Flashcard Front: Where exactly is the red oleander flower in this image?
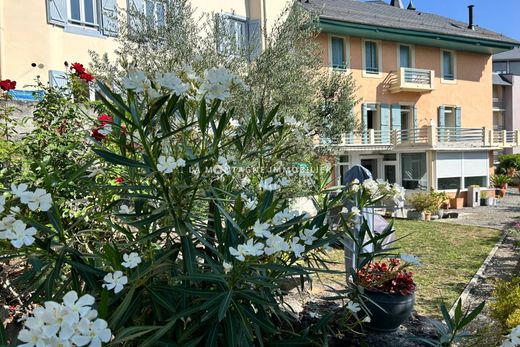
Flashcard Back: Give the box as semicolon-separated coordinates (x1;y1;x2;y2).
115;176;124;183
91;128;105;141
70;62;94;82
97;114;113;125
0;79;17;91
356;258;416;296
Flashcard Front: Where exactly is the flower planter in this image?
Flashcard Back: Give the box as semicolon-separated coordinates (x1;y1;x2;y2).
499;185;507;198
406;210;424;221
364;290;415;332
449;198;464;209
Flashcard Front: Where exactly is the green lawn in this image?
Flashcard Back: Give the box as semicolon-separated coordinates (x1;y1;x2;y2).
320;219;501;317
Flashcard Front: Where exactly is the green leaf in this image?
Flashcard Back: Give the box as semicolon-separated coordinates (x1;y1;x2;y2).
198;98;208;133
109;326;159;345
109;286;136;330
454;298;462;324
93;148;149;168
0;319;7;346
218;291;233;321
143;95;170;126
458;301;485;329
439;303;454;332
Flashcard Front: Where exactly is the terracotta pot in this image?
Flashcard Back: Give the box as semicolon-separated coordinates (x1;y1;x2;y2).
449;198;464;209
424;212;432;221
500;184;507;198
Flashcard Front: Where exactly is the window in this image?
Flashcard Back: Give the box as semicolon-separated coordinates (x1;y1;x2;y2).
218;15;247;55
146;0;166;27
69;0;98;26
363;40;381;76
510;62;520;75
337;156;350;185
464;176;487;188
493;62;508;74
401;153;427;190
441;50;455;81
438;177;461;190
331;36;347;70
399;45;412;68
436;152;489;190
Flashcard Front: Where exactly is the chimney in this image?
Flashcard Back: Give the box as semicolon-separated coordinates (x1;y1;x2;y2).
407;0;416;10
390;0;404;9
468;5;475;30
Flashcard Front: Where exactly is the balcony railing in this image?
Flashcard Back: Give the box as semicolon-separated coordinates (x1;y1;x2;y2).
493;97;505;110
320;126;520;149
390;67;435;94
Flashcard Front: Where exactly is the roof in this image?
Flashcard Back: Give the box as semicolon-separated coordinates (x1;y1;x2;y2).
494;47;520;61
493;74;512;86
303;0;520;47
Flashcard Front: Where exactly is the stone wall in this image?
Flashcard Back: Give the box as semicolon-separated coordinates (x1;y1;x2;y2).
0;100;36;138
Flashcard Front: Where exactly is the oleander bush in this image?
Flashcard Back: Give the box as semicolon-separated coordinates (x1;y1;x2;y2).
491;277;520;331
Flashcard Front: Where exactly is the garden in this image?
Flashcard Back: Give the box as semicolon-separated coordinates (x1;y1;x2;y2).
1;1;520;347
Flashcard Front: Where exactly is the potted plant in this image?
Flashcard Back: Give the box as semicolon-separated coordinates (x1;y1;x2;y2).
407;192;437;220
491;174;512;198
431;191;449;218
357;257;417;332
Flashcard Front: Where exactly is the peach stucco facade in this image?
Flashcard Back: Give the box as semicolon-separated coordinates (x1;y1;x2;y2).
0;0;289;89
316;32;494;128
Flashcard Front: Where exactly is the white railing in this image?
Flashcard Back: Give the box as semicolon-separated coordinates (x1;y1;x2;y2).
324;127;520;149
391;67;435;93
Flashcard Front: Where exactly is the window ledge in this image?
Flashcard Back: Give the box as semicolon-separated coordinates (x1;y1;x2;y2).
440;78;457;85
64;25;106;38
362;71;383;78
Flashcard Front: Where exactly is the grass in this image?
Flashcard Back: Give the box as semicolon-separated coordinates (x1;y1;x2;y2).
319;219;501;317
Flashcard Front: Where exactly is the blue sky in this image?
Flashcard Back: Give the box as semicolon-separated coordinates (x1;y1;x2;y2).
406;0;520;40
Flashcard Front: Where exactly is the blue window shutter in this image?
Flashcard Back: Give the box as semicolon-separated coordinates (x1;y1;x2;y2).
49;70;68;89
47;0;68;27
391;104;401;130
412;106;418;128
455;107;461;128
247;19;262;61
127;0;144;33
380;104;390;143
362;104;368;144
438;106;445;142
102;0;119;36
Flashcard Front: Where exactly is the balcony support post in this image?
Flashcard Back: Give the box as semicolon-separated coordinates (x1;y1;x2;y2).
368;129;375;145
503;130;508;147
483;127;490;146
428;125;437;147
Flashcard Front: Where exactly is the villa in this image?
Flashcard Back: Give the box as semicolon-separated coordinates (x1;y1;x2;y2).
304;0;519;198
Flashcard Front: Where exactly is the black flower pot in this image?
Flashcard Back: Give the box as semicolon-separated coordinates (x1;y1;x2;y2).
364;290;415;332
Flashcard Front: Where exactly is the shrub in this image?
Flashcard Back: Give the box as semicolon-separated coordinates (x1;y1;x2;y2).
408;192;439;213
490;277;520;331
497;154;520;174
491;174;512;187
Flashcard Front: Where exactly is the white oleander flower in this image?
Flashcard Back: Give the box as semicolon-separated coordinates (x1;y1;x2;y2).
11;183;28;198
272;208;297;226
362;316;371;323
264;234;289;255
103;271;128;294
122;71;151;93
253;221;271;238
242;239;264;256
362;179;379;195
229;118;240;128
399;253;421;266
18;327;46;347
4;220;37;248
121;252;142;269
501;325;520;347
259;177;280;191
352;179;360;185
62;291;95;318
176;158;186;168
87;166;105;178
241;177;251;187
223;261;233;274
229;245;247;262
278;177;290;187
157;155;178;174
118;204;133;214
0;215;16;231
75;317;112;347
20;188;53;212
285;116;298;126
213;156;231;176
147;88;161;100
242;195;258;210
299;225;318;245
199;67;239;101
290;237;305;258
346;301;361;313
351;206;361;216
156;72;189;95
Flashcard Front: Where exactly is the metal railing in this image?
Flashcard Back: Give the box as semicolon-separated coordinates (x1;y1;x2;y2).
403;68;432;85
324;127;520;149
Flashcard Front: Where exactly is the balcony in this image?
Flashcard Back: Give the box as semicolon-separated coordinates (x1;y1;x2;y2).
320;126;520;150
493;97;505;110
390;67;435;94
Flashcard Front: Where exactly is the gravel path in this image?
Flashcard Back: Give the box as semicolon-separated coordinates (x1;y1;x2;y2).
434;188;520;343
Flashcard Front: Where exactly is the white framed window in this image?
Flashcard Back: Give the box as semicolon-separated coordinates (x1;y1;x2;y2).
441;49;456;83
362;39;382;77
69;0;99;27
397;44;415;69
218;14;247;55
436;151;489;190
146;0;166;27
329;35;349;71
336;155;350;185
